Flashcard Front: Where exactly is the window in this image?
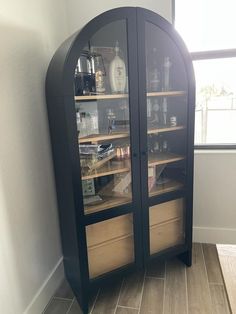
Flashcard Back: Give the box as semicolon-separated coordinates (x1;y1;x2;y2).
175;0;236;147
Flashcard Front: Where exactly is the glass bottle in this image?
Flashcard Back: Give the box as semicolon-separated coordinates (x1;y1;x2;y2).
80;112;87;137
107;109;116;134
149;48;161;92
76;108;81;134
163;56;172;91
94;56;106;94
162;97;168;125
109;41;126;93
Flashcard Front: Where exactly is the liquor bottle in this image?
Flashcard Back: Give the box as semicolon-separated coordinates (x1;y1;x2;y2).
76;108;81;134
109;41;126;93
163;56;172;91
94;56;106;94
107;109;116;134
162;97;168;125
148;48;161;92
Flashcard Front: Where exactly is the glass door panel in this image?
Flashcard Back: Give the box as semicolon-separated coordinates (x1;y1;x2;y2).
145;22;188;198
86;214;134;279
74;20;133;214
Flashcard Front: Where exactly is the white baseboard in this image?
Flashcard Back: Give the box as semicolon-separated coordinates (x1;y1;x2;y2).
193;226;236;244
24;257;64;314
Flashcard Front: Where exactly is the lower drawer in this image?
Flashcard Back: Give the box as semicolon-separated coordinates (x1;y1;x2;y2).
88;234;134;279
86;214;133;247
150;218;184;254
149;198;184;226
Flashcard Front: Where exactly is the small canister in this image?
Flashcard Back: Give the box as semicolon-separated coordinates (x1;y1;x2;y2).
170;116;177;127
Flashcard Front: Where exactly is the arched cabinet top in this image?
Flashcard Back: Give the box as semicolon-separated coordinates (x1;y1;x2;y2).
46;7;194;100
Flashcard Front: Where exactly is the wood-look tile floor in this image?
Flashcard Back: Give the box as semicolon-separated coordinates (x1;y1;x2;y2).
43;243;230;314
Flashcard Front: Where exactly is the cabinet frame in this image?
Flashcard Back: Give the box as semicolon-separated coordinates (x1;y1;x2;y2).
46;7;195;313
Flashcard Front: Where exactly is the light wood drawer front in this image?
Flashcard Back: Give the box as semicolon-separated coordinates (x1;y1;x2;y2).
150;219;184;254
86;214;133;248
88;235;134;278
149;198;183;226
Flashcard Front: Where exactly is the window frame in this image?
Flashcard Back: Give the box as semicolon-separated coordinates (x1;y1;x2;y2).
173;0;236;149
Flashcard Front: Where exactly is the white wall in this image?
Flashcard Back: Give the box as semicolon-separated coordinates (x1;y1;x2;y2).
193;150;236;244
0;1;69;313
1;0;236;313
0;2;171;313
65;0;172;34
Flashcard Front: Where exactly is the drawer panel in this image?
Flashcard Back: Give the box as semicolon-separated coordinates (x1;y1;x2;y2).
150;218;184;254
149;198;183;226
86;214;133;247
88;235;134;278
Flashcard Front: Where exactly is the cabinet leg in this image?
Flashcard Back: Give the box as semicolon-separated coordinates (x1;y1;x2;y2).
178;249;192;267
73;293;89;314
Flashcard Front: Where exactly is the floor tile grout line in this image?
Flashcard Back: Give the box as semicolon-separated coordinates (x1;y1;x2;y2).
201;244;211;285
117;305;140;310
201;243;214;314
137;269;146;314
184;264;189;314
113;278;124;314
90;288;100;314
65;297;75;314
162;261;166;314
42;296;54;314
145;275;165;280
53;296;74;302
208;282;225;286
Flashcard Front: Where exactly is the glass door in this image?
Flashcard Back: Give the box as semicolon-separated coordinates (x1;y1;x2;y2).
74;19;134;216
145;22;188;199
139;16;189;256
73;15;140;278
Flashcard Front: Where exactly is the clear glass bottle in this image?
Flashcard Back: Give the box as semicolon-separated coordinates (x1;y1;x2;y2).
107;109;116;134
94;56;106;94
149;48;161;92
163;56;172;91
162;97;168;125
76;108;81;134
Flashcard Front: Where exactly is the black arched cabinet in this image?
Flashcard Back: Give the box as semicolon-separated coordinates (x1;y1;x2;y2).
46;7;195;313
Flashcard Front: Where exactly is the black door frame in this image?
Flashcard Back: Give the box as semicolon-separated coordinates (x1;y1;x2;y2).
136;7;195;264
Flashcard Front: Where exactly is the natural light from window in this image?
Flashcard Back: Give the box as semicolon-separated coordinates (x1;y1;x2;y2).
175;0;236;145
175;0;236;52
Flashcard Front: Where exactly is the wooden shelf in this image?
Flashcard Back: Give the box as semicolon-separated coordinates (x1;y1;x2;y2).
85;196;131;214
75;91;185;101
148;153;185;166
147;91;186;97
75;94;128;101
79;132;129;143
148;125;185;135
84;174;132;214
149;179;184;197
82;160;130;180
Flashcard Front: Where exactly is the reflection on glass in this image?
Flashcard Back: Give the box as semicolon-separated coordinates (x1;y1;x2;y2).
194;58;236;144
74;20;133;214
145;22;188;197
